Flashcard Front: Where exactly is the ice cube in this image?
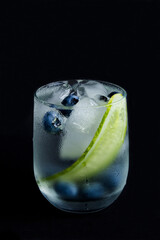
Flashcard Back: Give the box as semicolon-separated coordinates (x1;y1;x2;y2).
70;80;85;98
60;97;106;160
76;80;108;102
47;81;72;105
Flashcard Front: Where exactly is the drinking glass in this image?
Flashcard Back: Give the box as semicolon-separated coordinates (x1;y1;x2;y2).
33;80;129;213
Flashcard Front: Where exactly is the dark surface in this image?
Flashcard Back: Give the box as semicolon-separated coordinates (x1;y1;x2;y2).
1;0;160;239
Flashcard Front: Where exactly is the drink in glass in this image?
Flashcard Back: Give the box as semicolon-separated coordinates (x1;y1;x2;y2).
33;80;129;213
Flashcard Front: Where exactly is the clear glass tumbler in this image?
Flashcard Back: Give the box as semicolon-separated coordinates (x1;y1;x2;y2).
33;80;129;213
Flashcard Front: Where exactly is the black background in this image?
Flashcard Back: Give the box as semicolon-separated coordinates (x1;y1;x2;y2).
1;0;160;239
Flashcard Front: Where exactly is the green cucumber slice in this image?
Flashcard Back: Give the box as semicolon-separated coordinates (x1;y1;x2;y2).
39;93;127;185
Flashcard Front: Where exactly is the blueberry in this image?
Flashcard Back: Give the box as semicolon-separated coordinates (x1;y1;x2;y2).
54;181;78;199
105;171;122;192
108;91;119;98
43;111;64;133
82;183;105;200
61;94;79;106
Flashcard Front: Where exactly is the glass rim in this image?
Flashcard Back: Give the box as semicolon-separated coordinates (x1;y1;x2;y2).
34;79;127;109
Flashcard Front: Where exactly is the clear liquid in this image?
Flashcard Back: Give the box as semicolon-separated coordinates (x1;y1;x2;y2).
33;80;129;213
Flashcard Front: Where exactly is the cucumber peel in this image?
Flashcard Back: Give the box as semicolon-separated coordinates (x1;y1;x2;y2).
39;93;127;185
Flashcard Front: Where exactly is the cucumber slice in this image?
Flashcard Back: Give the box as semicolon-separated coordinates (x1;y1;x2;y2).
39;93;127;185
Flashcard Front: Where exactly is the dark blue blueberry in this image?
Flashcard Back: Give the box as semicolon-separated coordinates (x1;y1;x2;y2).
54;181;78;199
82;183;105;200
61;94;79;107
105;171;122;192
43;111;63;133
108;91;119;98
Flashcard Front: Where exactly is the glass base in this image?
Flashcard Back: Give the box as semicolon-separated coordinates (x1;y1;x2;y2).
42;191;122;214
